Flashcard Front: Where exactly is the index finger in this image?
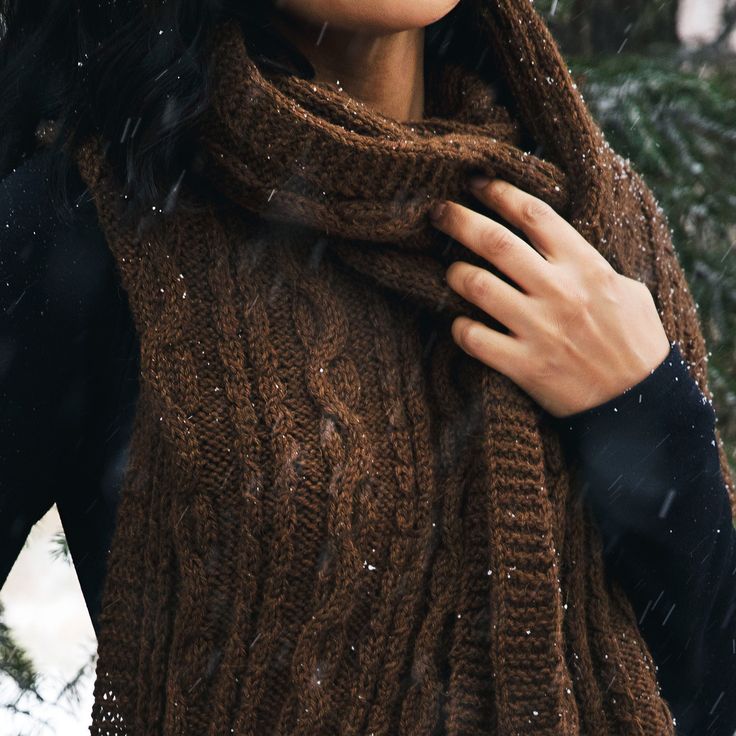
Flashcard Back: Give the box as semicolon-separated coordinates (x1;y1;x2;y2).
469;179;606;267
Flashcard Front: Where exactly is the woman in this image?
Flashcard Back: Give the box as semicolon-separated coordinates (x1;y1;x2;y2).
1;0;735;734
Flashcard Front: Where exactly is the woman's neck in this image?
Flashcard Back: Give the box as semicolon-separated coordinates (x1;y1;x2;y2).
267;11;425;122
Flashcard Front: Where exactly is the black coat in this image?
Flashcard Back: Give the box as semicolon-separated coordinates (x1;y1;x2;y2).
1;146;735;736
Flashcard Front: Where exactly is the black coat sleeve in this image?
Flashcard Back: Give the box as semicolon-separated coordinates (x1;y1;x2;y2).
548;340;736;736
0;150;73;586
0;147;138;633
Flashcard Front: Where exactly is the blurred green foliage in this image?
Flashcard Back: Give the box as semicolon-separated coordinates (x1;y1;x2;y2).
0;603;38;695
0;596;96;731
535;0;680;54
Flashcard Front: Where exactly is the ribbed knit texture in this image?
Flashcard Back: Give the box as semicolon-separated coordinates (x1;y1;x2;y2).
71;1;736;733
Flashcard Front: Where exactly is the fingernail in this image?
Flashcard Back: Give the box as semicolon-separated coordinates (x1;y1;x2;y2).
468;175;491;191
429;201;447;220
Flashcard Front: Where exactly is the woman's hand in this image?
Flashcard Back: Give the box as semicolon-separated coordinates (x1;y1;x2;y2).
428;177;671;419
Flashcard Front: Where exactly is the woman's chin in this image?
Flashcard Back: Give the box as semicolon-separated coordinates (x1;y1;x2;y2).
273;0;461;33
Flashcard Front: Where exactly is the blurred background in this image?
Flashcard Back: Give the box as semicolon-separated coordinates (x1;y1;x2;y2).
1;1;735;733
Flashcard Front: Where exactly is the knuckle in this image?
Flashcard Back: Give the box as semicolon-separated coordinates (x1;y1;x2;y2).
590;261;619;289
568;286;593;311
565;290;593;322
521;197;552;226
482;227;515;258
546;274;576;302
487;179;511;200
464;268;489;301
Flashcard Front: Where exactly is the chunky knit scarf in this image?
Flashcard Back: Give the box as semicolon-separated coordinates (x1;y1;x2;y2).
70;1;736;734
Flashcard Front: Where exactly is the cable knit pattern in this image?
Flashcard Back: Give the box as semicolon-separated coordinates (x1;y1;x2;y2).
70;1;736;733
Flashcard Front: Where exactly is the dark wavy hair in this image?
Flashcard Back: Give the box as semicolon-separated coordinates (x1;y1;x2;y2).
0;0;476;224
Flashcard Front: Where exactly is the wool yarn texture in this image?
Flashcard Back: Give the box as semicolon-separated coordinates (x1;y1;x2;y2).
69;0;736;734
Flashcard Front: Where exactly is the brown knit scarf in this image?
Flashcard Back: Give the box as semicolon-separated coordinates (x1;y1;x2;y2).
70;1;736;734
